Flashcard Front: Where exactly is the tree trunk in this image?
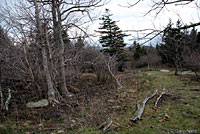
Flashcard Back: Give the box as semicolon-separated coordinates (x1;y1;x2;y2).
51;0;70;96
0;61;3;110
33;0;56;102
42;34;55;102
147;62;150;71
175;63;179;76
58;22;69;95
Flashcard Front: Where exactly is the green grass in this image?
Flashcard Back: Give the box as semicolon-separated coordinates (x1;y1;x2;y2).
1;70;200;134
105;70;200;134
69;128;101;134
0;125;14;134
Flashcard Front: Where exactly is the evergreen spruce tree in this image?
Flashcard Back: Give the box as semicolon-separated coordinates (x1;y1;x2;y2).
132;41;147;60
158;20;188;75
97;9;128;62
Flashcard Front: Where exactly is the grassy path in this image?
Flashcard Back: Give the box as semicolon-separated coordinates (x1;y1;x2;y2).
1;70;200;134
70;70;200;134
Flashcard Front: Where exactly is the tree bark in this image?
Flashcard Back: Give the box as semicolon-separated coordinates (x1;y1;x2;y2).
0;61;3;110
51;0;70;96
33;0;56;102
175;63;179;76
154;91;165;109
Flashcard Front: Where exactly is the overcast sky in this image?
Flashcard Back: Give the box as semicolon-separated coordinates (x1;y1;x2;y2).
1;0;200;45
89;0;200;45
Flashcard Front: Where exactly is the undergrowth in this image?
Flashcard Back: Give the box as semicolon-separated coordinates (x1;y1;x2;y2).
1;70;200;134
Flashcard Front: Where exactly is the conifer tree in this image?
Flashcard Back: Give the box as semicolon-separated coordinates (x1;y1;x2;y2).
132;41;147;60
158;20;188;75
97;9;128;62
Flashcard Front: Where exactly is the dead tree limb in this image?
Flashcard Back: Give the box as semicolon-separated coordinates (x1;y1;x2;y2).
0;85;3;110
97;119;122;132
98;120;108;130
98;117;114;132
0;88;12;111
103;120;112;132
130;89;158;123
154;91;165;109
4;88;11;111
107;61;123;90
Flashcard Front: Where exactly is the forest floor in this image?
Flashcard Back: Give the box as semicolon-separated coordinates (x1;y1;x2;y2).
0;69;200;134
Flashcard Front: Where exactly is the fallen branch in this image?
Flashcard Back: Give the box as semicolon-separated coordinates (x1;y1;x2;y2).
154;91;165;109
98;118;114;132
130;89;158;123
103;120;112;132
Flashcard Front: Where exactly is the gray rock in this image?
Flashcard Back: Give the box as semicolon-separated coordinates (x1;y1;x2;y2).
164;113;170;119
147;73;152;76
160;69;170;72
26;99;49;108
192;96;199;99
57;130;65;133
177;71;195;75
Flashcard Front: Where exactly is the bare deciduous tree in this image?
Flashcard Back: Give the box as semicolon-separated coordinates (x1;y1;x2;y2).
32;0;57;102
0;0;107;104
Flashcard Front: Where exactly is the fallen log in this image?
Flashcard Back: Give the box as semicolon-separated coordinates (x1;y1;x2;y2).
130;89;158;123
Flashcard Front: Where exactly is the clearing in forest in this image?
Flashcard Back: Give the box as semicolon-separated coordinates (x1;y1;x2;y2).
0;70;200;134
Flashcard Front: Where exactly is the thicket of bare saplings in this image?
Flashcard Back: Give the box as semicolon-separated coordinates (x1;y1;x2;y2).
0;0;118;114
0;25;118;114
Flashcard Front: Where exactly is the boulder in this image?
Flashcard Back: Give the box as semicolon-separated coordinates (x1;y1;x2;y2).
160;69;170;72
26;99;49;108
177;71;195;75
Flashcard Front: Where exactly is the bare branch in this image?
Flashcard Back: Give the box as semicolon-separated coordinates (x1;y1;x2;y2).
107;57;123;90
4;88;12;111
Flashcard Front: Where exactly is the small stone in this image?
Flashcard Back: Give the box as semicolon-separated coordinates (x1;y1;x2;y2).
147;73;152;76
71;120;76;123
164;114;170;119
108;99;115;103
57;130;65;133
112;106;120;109
38;123;43;127
177;71;195;75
